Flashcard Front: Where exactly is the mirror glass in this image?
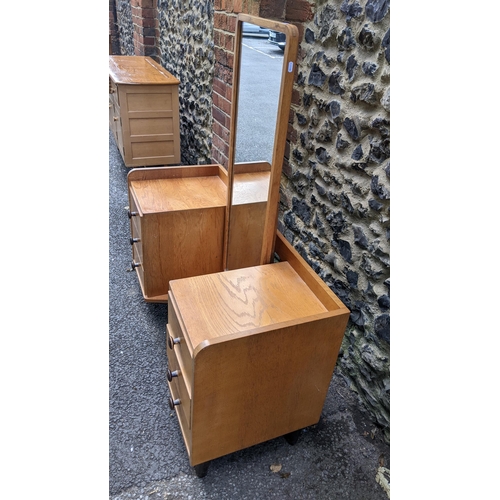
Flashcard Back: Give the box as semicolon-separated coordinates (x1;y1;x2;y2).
224;16;298;271
234;23;284;164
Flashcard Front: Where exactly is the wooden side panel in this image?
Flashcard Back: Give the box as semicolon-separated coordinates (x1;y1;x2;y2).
226;201;266;270
141;208;225;299
189;315;348;465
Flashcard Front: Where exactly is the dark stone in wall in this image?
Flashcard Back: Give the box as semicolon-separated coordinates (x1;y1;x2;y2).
315;121;333;143
344;117;360;140
359;25;376;49
368;138;389;164
346;268;359;287
378;294;390;310
336;133;350;150
305;28;315;44
360;254;384;279
372;117;390;138
293;148;304;162
369;199;383;211
370;175;390;200
308;63;327;88
292;197;312;225
362;62;378;76
346;54;358;81
284;210;300;232
315;4;338;41
315;147;330;164
382;29;390;63
332;240;352;263
365;0;390;23
326;210;348;237
350;306;366;327
351;144;363;160
350;83;377;105
338;27;356;50
328;100;342;119
341;192;355;214
341;0;363;22
296;113;307;126
309;242;324;259
374;314;390;343
328;71;345;95
353;225;369;249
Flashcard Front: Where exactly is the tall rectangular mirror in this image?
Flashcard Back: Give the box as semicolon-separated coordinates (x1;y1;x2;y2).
223;14;299;270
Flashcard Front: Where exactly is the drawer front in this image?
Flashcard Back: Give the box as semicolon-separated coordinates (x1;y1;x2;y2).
130;217;143;262
109;79;118;101
167;325;192;428
128;194;143;266
167;295;193;386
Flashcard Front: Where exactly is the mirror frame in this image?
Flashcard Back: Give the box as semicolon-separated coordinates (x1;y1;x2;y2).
223;13;299;270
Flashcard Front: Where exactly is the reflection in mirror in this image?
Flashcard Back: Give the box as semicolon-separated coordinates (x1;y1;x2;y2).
234;24;284;164
224;15;299;271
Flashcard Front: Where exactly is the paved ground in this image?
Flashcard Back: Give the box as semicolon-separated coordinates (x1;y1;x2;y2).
109;129;390;499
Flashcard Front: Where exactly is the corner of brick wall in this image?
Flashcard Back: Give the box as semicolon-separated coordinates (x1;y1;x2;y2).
131;0;158;58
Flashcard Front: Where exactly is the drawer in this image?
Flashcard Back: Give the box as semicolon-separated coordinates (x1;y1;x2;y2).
167;324;192;429
167;294;193;386
132;244;145;288
128;191;142;239
109;79;118;100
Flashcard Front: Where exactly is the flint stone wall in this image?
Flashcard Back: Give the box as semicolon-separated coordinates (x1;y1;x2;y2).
157;0;215;165
115;0;134;55
280;0;390;441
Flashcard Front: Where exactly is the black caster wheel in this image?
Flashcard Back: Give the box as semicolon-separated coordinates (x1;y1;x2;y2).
284;429;302;445
194;460;211;478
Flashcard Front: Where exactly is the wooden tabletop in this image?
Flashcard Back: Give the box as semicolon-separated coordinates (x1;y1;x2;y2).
109;56;180;85
129;176;227;213
170;261;329;349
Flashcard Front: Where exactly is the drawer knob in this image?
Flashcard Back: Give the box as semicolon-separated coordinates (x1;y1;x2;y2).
128;210;138;218
113;116;119;121
131;260;140;269
168;397;181;410
167;335;181;350
167;369;179;382
130;237;140;245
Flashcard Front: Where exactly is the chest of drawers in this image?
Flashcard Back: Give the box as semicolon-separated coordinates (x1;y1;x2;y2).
109;56;181;167
166;231;350;476
127;163;271;302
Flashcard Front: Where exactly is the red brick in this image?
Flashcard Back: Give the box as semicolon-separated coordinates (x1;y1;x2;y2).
260;0;286;19
134;16;156;28
141;8;156;18
218;95;231;115
212;106;228;129
285;0;313;22
214;13;227;30
282;157;292;179
131;0;154;7
224;33;234;51
227;15;236;33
